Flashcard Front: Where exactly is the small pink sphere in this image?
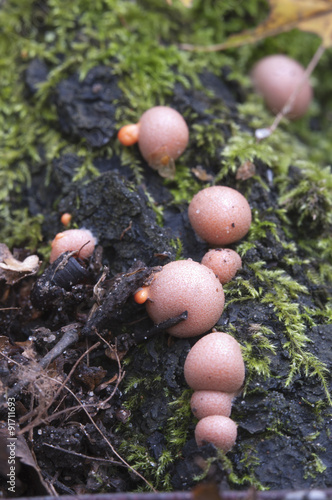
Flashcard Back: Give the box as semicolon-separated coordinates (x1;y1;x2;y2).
50;229;97;263
138;106;189;177
195;415;237;452
190;391;234;420
184;331;245;392
145;260;224;338
201;248;242;284
251;54;313;119
188;186;251;246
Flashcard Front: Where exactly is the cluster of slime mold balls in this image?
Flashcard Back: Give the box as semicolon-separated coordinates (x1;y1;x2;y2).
46;48;313;453
135;185;251;451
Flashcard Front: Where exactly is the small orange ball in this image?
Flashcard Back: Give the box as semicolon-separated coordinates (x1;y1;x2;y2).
133;287;150;304
117;123;140;146
61;213;72;226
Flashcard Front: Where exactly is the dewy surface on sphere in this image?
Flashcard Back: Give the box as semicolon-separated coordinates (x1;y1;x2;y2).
188;186;252;245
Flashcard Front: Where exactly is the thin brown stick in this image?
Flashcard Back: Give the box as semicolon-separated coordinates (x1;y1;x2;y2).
51;393;68;416
19;403;95;427
52;341;100;401
94;331;126;408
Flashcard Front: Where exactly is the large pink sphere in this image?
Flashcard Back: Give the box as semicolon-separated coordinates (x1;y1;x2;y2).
184;331;245;392
195;415;237;452
138;106;189;175
145;260;224;337
251;55;313;119
188;186;251;246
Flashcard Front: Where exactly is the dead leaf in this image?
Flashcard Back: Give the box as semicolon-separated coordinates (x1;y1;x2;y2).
298;10;332;46
178;0;193;6
236;161;256;180
105;345;128;361
191;166;214;181
0;244;40;285
166;0;193;7
181;0;332;51
73;364;107;390
0;335;11;350
96;373;118;391
192;482;221;500
0;255;39;273
0;336;31;359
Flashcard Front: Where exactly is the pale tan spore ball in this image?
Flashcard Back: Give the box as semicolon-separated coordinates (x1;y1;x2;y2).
201;248;242;284
251;55;313;119
50;229;97;263
145;260;224;338
138;106;189;177
195;415;237;452
184;331;245;392
190;390;234;420
188;186;251;246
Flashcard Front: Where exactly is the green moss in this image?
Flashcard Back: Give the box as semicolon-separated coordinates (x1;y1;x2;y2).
165;163;201;204
217;128;281;180
223;200;331;404
218;451;267;490
304;453;327;479
191;118;226;163
279;162;332;234
119;361;192;490
229;268;330;402
0;209;44;252
165;389;192;449
170;237;184;261
241;324;277;389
